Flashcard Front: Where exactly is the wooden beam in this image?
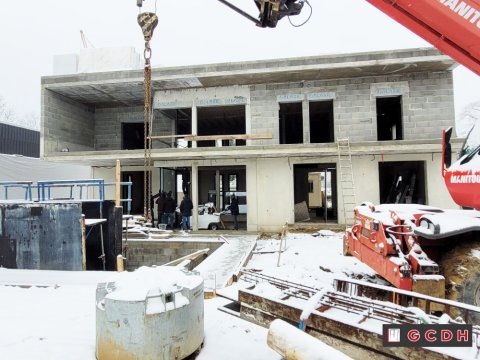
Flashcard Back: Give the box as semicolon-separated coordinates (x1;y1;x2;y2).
149;134;188;140
149;133;272;142
184;133;272;141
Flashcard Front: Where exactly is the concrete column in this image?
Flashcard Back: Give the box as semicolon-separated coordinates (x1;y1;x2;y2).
302;99;310;144
246;160;258;232
192;105;197;148
245;102;252;146
215;170;221;210
192;164;199;231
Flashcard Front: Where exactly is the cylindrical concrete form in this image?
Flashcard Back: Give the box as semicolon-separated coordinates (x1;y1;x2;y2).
96;266;204;360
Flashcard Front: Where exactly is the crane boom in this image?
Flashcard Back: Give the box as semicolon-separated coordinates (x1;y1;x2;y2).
367;0;480;76
217;0;480;75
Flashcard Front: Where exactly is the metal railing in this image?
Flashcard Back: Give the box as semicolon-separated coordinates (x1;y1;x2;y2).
0;180;132;212
0;181;33;201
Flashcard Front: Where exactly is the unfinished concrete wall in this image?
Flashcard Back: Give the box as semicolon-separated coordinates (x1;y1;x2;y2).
247;158;295;232
95;106;140;151
94;106;170;151
324;153;456;224
41;89;95;155
125;239;223;271
249;71;454;145
0;202;82;270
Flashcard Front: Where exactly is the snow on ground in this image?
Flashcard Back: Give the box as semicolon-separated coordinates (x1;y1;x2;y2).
0;231;387;359
197;297;280;360
0;283;281;360
248;232;385;289
0;285;97;360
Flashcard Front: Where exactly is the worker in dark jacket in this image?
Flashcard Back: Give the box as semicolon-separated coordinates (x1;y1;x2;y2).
230;194;240;230
155;191;166;227
179;194;193;231
163;191;177;230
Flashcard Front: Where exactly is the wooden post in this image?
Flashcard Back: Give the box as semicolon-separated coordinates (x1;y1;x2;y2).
100;223;106;271
117;255;125;272
115;160;121;208
277;236;284;267
277;223;288;267
80;215;86;271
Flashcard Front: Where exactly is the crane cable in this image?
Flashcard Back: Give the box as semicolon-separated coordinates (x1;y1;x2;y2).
288;0;312;27
137;10;158;224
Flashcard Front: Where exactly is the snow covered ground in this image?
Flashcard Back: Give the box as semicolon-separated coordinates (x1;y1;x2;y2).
0;231;375;359
0;230;463;360
248;231;384;288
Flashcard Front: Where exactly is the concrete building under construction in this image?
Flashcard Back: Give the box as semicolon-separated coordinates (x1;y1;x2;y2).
41;47;459;232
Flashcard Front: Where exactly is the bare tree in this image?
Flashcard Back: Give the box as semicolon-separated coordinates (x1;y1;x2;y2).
22;112;40;130
458;100;480;137
0;96;16;124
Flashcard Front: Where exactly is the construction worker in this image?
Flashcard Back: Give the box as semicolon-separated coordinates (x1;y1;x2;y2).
179;194;193;231
230;194;240;230
163;191;176;230
155;191;166;227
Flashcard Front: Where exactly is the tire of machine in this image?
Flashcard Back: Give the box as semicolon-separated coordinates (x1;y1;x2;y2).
438;239;480;324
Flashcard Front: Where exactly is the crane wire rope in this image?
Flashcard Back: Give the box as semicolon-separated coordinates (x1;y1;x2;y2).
288;0;312;27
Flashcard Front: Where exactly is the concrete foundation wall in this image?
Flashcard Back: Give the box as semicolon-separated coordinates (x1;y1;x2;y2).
0;202;82;270
125;239;223;271
41;89;95;155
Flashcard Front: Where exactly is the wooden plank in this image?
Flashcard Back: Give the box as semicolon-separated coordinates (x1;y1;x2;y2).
149;134;188;140
150;133;272;141
185;133;272;141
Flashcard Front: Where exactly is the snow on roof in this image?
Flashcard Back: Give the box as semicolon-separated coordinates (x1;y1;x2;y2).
105;266;203;302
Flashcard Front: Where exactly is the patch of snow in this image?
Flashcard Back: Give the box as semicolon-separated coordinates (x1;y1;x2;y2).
317;230;337;237
389;257;407;266
408;307;432;324
105;266;202;302
472;249;480;259
438;313;452;324
252;281;285;300
300;286;333;321
247;233;381;290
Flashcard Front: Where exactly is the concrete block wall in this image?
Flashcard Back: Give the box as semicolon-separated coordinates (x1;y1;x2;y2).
125;239;223;271
41;89;95;155
249;71;454;145
153;110;175;149
95;106;142;151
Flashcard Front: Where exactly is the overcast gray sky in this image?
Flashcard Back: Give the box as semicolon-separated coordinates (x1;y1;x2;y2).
1;0;479;131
